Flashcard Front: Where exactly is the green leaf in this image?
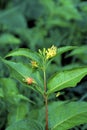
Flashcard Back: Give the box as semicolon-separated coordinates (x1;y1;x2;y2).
3;60;33;79
1;59;43;94
16;94;35;104
67;46;87;64
0;8;27;29
5;48;41;63
29;101;87;130
6;119;43;130
57;2;82;20
0;33;21;45
28;101;65;128
0;88;4;98
0;78;19;100
49;101;87;130
57;46;77;56
7;102;29;125
68;46;87;56
79;2;87;12
0;78;34;104
47;67;87;95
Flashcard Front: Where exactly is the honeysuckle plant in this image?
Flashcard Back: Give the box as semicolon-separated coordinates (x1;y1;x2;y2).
1;46;87;130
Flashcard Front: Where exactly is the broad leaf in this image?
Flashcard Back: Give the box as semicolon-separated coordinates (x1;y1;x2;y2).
49;101;87;130
6;119;43;130
29;101;87;130
1;59;43;94
29;101;65;128
47;67;87;95
5;48;41;63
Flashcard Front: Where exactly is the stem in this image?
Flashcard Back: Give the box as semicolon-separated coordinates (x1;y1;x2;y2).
45;95;48;130
44;70;48;130
44;70;46;92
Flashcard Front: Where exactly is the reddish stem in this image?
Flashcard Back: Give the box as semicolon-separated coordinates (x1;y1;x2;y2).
45;96;48;130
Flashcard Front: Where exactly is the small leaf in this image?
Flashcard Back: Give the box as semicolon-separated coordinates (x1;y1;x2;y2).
49;101;87;130
0;33;21;45
16;94;35;104
6;119;43;130
57;46;77;56
68;46;87;56
47;67;87;95
67;46;87;64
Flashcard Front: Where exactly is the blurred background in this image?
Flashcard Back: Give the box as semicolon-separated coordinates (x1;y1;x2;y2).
0;0;87;129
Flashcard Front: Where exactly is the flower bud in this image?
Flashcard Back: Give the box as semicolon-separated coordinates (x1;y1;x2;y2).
23;77;35;85
31;61;38;68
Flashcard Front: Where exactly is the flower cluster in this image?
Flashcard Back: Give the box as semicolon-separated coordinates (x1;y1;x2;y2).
39;45;57;60
46;45;57;60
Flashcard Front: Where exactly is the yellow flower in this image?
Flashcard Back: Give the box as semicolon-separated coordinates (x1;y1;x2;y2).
46;45;57;59
31;61;38;68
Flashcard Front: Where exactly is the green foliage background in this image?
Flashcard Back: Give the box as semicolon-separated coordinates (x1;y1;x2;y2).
0;0;87;129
